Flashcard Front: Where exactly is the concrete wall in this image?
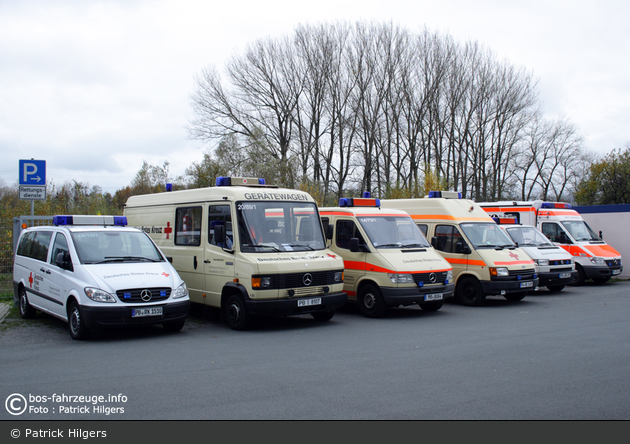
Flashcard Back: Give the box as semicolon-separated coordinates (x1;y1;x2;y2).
573;204;630;278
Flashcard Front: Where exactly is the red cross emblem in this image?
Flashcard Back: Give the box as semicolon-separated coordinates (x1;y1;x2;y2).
28;272;34;288
508;251;519;260
164;222;173;239
162;272;170;278
327;253;337;259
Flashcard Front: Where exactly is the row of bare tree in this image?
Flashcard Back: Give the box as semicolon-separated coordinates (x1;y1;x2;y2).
188;21;591;205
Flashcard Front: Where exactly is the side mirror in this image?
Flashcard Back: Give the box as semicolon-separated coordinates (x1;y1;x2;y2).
350;237;360;253
431;236;438;249
558;232;571;244
326;224;333;240
55;251;73;271
214;224;226;246
455;242;471;254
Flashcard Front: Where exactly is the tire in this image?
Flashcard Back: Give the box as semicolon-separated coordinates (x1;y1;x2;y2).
68;301;90;340
504;291;527;302
18;287;36;319
547;285;565;292
311;311;335;322
357;284;387;318
223;294;252;331
420;301;443;312
570;265;585;286
163;319;186;332
455;276;485;306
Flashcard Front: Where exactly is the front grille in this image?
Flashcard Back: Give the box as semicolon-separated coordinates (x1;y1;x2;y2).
549;259;572;266
284;287;327;298
549;267;573;272
254;270;343;290
412;271;449;285
606;259;621;267
508;269;536;280
116;287;171;303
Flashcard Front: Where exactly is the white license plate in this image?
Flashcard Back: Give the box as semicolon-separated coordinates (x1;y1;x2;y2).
132;307;163;317
559;272;571;279
424;293;443;301
612;269;621;275
520;281;534;288
297;297;321;307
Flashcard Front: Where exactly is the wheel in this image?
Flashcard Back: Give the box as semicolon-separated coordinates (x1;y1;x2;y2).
593;276;610;284
18;287;36;319
504;291;527;301
163;319;186;332
547;285;565;292
357;284;387;318
420;301;443;312
223;294;252;330
455;276;485;306
68;301;90;340
311;311;334;322
570;265;585;286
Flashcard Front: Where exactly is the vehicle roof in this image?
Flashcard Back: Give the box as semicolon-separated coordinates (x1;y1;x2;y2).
319;206;410;217
124;185;315;208
23;225;142;233
380;197;492;222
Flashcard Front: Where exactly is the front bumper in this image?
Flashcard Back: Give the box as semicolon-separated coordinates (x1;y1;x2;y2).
81;300;190;330
245;291;347;317
380;283;455;306
481;278;540;295
582;264;623;280
538;270;579;286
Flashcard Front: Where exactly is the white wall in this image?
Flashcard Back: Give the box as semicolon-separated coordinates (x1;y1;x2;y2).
574;205;630;278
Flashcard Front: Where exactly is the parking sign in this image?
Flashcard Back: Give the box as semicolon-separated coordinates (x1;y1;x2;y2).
19;159;46;185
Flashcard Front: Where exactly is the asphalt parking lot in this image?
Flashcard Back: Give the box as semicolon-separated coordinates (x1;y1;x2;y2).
1;280;629;420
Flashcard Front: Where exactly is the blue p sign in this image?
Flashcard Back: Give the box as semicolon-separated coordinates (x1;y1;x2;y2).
19;160;46;185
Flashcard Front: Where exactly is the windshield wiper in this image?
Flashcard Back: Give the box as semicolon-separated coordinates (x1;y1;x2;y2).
98;256;160;263
400;243;429;249
374;243;403;249
247;244;281;252
285;243;315;250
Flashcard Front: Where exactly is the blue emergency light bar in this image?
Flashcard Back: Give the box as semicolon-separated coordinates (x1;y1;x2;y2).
428;191;462;199
339;197;381;207
540;202;572;209
216;177;266;186
492;217;518;225
53;215;128;226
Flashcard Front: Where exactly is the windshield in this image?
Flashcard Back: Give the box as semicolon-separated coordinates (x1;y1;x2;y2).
505;226;553;247
561;220;601;242
237;201;325;252
357;215;431;249
460;222;515;249
71;230;165;264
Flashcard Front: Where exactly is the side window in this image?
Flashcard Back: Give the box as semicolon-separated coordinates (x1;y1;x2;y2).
321;218;330;239
434;225;464;253
416;223;428;237
50;233;72;271
175;207;202;246
542;223;562;243
17;230;52;262
335;220;365;250
209;204;233;248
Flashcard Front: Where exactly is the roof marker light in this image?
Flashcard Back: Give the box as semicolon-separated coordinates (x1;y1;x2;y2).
216;177;267;187
540;202;572;209
428;191;462;199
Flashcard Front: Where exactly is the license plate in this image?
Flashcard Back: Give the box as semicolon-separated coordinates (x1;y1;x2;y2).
612;269;621;275
559;272;571;279
297;297;321;307
519;281;534;288
132;307;163;317
424;293;443;301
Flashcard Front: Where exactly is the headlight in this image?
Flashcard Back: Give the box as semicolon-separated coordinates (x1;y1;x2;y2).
388;273;414;284
447;270;453;282
589;257;606;265
84;287;116;303
252;276;273;288
490;267;509;277
334;271;344;282
172;282;188;299
535;259;549;266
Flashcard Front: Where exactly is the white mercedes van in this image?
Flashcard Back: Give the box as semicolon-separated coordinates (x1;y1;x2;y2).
13;215;190;340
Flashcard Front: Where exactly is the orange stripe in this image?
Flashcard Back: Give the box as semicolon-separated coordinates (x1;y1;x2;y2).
344;261;451;274
537;209;580;217
446;258;487;266
481;206;536;213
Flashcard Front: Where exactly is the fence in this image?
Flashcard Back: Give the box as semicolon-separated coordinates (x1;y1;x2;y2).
0;216;53;295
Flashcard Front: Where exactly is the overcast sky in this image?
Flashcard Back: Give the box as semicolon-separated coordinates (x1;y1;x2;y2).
1;0;628;195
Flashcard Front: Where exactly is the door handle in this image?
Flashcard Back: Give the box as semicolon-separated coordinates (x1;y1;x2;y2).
204;260;211;264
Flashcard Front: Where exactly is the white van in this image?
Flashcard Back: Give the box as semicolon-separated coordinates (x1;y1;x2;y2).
13;215;190;340
381;192;539;306
123;177;346;330
493;220;577;292
479;200;623;284
319;194;454;317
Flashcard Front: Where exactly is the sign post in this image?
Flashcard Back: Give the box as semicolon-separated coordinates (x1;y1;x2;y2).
19;159;46;216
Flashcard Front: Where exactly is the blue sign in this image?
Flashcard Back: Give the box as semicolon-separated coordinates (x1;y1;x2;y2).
19;159;46;185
